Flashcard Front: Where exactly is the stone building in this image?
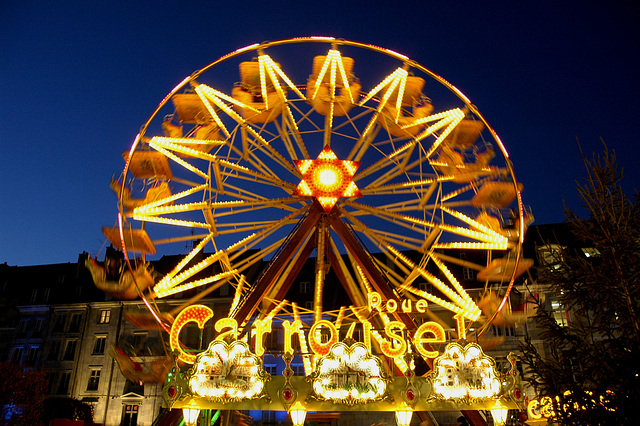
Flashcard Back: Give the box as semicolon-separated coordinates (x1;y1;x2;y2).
0;223;583;425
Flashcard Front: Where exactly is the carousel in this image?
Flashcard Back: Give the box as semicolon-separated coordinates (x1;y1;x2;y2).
88;37;535;425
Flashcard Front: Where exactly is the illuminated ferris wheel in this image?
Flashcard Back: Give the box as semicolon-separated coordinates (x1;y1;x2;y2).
94;37;533;363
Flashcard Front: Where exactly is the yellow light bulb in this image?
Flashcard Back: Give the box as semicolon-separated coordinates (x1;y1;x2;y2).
319;169;337;187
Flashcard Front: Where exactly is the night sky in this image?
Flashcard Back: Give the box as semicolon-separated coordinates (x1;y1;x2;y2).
1;1;638;266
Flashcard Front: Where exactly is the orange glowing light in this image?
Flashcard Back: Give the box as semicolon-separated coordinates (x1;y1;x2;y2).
293;146;361;212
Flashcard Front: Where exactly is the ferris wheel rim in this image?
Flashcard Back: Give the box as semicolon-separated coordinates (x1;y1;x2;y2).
112;36;528;341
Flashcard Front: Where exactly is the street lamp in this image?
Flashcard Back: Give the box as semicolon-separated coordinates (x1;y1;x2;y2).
395;402;413;426
491;400;509;426
182;400;201;426
290;401;307;425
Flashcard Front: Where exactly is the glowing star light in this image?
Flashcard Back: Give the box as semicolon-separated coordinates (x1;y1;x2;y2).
293;146;361;212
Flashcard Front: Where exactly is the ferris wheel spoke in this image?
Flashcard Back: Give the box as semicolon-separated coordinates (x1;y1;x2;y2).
240;125;301;177
206;197;308;217
441;174;505;202
349;120;381;163
225;204;310;253
154;235;213;290
392;108;466;159
340;201;433;235
150;233;211;246
287;100;321;132
429;254;478;308
257;53;306;101
273;116;300;162
369;197;428;213
350;224;425;252
153;247;234;298
130;183;208;213
209;219;300;236
342;200;509;250
385;246;481;320
209;186;302;213
131;214;209;229
223;130;280;180
328;238;367;307
362;148;434;189
149;143;209;179
228;239;287;273
354;147;407;182
147;136;226;159
360;176;446;196
283;104;310;159
341;208;423;252
265;231;317;305
216;159;295;190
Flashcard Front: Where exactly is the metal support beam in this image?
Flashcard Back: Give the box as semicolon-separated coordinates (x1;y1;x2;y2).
326;209;414;326
231;203;323;323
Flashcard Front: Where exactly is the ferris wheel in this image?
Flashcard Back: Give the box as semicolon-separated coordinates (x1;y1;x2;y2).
94;37;533;357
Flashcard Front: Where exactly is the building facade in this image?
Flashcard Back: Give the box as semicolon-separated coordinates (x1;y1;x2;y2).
1;224;581;425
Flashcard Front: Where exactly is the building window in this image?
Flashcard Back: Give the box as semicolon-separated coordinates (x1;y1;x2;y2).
48;340;61;361
63;340;77;361
265;364;277;376
492;326;515;337
581;247;600;258
26;346;39;366
17;319;29;337
220;283;229;296
93;335;107;355
57;371;71;395
300;281;311;294
263;410;276;424
11;347;23;364
463;266;475;280
34;318;45;337
459;253;475;280
31;289;38;304
53;314;66;332
132;332;148;352
68;313;82;333
304;301;314;310
538;244;564;269
86;368;101;391
551;299;570;326
43;288;51;303
124;379;144;396
291;364;305;376
266;329;279;350
98;309;111;324
122;404;139;426
352;328;362;342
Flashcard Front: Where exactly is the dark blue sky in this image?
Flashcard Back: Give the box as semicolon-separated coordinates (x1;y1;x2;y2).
1;1;638;266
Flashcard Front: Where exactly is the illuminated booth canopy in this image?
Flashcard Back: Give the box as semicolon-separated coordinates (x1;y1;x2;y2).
162;308;527;416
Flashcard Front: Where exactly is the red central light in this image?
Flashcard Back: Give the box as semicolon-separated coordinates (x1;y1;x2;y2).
293;146;361;212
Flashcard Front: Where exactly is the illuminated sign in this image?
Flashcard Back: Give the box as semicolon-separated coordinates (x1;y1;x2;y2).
307;342;389;405
163;305;527;412
188;339;270;403
428;342;501;402
527;390;616;420
169;304;456;364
